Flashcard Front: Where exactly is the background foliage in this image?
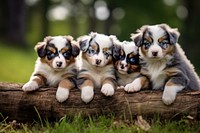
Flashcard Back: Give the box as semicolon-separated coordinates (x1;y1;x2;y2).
0;0;200;82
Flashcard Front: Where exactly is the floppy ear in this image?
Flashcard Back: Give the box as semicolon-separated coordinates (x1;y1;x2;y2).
71;42;80;57
34;42;47;58
113;43;122;60
109;35;121;59
160;24;180;45
130;33;143;47
77;35;91;52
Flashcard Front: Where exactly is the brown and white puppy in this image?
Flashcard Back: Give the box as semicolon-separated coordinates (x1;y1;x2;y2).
112;39;140;89
126;24;200;105
22;36;80;103
77;32;117;103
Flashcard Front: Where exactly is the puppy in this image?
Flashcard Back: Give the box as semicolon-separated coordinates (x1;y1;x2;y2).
77;32;117;103
22;36;80;103
112;39;140;89
125;24;200;105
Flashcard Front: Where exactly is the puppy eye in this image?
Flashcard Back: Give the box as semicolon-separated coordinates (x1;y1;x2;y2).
129;58;136;64
143;40;151;49
88;48;95;55
159;40;169;49
119;55;125;60
63;51;71;59
47;51;56;60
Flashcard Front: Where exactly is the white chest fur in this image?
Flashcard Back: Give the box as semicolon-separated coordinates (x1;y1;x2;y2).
145;59;167;90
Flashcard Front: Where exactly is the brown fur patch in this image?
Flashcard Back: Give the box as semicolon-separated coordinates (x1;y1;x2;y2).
61;47;69;53
165;80;176;86
32;74;47;87
91;43;98;51
80;79;94;89
140;76;150;89
59;79;75;90
47;46;56;53
163;44;174;55
164;67;181;77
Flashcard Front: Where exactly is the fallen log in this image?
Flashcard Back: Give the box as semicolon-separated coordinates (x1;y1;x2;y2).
0;82;200;122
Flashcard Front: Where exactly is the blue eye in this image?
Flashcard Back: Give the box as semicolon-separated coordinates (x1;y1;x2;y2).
119;55;125;60
143;40;151;49
63;52;71;59
47;51;56;60
88;48;95;55
159;40;169;49
129;58;135;64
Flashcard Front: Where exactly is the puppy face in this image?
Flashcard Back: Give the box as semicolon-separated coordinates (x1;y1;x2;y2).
35;36;79;71
113;41;140;74
79;32;114;67
131;24;180;59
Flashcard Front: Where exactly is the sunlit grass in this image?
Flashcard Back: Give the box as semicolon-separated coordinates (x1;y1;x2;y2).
0;44;36;83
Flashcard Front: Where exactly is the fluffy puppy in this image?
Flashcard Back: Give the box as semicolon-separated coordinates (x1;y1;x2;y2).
125;24;200;105
22;36;80;103
77;32;117;103
112;39;140;89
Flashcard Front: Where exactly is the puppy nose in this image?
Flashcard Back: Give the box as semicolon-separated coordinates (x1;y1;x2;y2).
152;51;158;57
56;61;62;67
121;64;125;69
96;59;102;65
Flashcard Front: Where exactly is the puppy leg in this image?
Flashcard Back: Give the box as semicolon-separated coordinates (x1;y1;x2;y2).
101;78;116;96
162;80;184;105
22;74;46;91
56;78;75;103
79;79;94;103
124;76;149;92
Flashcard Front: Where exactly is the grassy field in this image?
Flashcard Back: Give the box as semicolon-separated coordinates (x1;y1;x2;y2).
0;114;200;133
0;43;200;133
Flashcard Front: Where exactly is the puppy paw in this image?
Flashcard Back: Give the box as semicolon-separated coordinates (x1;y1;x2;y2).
117;86;125;90
56;87;69;103
162;86;179;105
81;86;94;103
22;81;39;91
124;78;141;92
101;83;115;96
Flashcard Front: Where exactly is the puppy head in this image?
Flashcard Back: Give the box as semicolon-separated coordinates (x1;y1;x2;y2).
78;32;114;67
35;36;80;70
131;24;180;59
113;39;140;74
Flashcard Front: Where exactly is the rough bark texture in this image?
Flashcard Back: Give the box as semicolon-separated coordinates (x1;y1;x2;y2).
0;82;200;122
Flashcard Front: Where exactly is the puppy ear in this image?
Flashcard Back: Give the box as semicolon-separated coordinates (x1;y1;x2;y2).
71;41;80;57
77;35;91;52
34;42;46;58
130;33;143;47
160;24;180;45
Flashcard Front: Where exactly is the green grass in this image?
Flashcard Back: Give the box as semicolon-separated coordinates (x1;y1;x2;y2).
0;115;199;133
0;44;36;83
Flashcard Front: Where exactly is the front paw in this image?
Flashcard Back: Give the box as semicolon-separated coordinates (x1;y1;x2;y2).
56;87;69;103
101;83;115;96
81;86;94;103
124;78;141;92
22;81;39;91
162;86;177;105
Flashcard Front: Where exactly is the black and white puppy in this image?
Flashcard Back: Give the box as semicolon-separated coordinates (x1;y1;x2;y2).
112;39;140;89
125;24;200;105
77;32;117;103
22;36;80;103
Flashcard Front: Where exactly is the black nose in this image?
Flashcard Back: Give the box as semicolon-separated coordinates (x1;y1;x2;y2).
56;62;62;67
152;51;158;57
96;59;102;65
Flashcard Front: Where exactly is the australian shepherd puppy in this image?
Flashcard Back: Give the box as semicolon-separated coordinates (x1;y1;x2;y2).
125;24;200;105
22;36;80;103
77;32;117;103
112;39;140;89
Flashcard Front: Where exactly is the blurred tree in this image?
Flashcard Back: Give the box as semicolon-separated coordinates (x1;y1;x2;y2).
0;0;26;47
182;0;200;70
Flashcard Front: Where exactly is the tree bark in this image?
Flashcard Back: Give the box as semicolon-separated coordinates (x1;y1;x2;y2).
0;82;200;122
